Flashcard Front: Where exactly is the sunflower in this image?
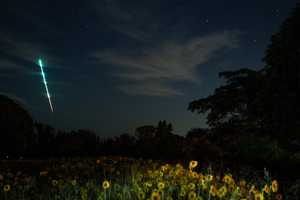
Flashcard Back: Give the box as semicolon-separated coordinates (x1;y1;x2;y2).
217;185;227;198
188;182;196;190
52;179;58;186
3;184;10;192
191;171;199;179
271;180;279;193
209;185;217;197
151;191;161;200
179;189;187;197
189;160;198;169
263;184;270;194
71;179;77;186
206;175;213;182
145;181;152;188
102;180;110;189
137;190;145;200
222;174;232;184
188;191;197;200
157;182;165;190
255;192;264;200
239;180;246;188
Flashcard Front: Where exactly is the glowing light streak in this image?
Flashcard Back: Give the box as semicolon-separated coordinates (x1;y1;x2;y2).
38;58;54;112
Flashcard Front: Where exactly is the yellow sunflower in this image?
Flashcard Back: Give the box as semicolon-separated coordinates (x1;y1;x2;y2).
52;179;58;186
151;191;161;200
102;180;110;189
3;184;10;192
137;190;145;200
189;160;198;169
157;182;165;190
217;185;227;198
271;180;279;193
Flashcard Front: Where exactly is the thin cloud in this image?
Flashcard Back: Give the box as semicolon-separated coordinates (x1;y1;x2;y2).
93;30;240;96
117;81;184;97
94;0;156;43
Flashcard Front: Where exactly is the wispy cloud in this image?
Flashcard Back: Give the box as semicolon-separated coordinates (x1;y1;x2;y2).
0;31;60;66
94;0;157;43
117;81;184;97
93;31;240;96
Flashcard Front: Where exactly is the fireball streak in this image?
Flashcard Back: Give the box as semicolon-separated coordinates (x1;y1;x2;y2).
38;58;54;112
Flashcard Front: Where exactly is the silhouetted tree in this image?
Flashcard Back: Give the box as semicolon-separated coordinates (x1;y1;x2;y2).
135;125;156;158
0;94;34;156
187;3;300;177
261;3;300;145
184;128;221;162
34;122;56;157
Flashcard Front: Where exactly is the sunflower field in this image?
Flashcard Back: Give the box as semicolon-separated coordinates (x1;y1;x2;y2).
0;157;282;200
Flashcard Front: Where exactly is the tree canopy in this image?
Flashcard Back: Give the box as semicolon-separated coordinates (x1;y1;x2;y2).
0;94;34;155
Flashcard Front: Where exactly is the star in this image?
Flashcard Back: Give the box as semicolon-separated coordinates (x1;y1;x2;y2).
273;9;280;16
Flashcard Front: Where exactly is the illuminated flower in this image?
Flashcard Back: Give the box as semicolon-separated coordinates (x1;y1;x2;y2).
222;174;233;184
158;182;165;190
255;192;264;200
191;171;199;179
217;185;227;198
210;185;217;197
3;184;10;192
71;179;77;186
102;180;110;189
137;190;145;200
52;179;58;186
272;180;279;193
206;175;213;182
263;184;270;194
188;191;197;200
179;189;187;197
239;180;246;188
145;181;152;188
249;185;257;194
188;182;196;190
151;191;161;200
189;160;198;169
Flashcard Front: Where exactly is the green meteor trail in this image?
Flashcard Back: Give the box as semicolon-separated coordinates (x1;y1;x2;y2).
38;58;54;112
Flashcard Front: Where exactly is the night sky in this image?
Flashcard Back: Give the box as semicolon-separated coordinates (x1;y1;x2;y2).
0;0;296;136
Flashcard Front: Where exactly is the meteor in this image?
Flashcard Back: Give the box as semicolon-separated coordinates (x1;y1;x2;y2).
38;58;54;112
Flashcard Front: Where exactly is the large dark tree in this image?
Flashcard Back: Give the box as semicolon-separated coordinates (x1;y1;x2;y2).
262;3;300;144
187;3;300;172
0;94;34;156
188;68;265;132
189;3;300;146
